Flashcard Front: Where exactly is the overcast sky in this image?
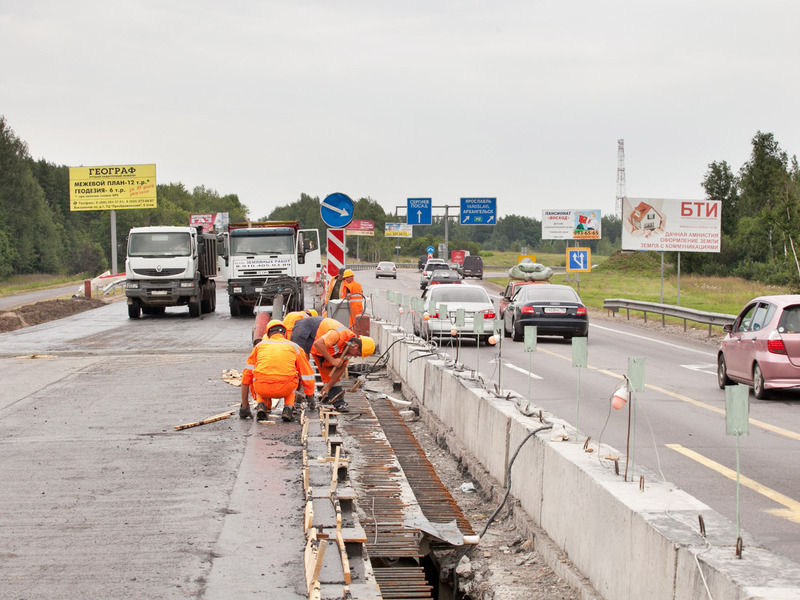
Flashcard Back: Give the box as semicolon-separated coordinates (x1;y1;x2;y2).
2;1;798;222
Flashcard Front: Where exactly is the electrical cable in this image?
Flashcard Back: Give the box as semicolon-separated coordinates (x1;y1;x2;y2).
452;422;553;600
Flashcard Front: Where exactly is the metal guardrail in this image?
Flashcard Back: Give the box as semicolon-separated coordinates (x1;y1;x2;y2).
603;298;736;337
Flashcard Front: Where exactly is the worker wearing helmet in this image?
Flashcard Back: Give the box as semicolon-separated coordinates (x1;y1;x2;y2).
339;269;364;329
240;319;316;422
282;308;318;341
290;316;375;412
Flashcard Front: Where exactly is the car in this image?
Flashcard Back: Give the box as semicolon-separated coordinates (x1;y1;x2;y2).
448;262;464;276
462;255;483;279
420;261;450;289
418;256;428;271
413;284;496;343
499;280;550;318
427;269;462;287
503;283;588;341
375;261;397;279
717;295;800;399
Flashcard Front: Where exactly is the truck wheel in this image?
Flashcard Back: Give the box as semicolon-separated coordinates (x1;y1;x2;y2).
230;296;241;317
201;291;213;314
128;302;141;319
188;298;201;318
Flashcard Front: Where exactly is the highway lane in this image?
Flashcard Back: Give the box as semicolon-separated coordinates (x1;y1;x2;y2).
361;266;800;564
0;283;82;311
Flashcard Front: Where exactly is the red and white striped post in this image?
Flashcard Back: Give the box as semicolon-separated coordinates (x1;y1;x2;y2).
326;229;345;277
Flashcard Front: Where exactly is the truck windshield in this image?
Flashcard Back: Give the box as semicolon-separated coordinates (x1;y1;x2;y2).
231;234;294;255
128;232;191;257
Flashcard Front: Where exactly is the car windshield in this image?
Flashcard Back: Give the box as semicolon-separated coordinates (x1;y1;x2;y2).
426;263;449;272
519;286;579;303
429;287;489;303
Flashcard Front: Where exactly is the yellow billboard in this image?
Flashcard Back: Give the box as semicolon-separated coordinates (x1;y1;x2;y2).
69;164;157;211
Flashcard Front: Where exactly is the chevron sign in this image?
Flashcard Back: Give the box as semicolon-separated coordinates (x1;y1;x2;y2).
326;229;345;277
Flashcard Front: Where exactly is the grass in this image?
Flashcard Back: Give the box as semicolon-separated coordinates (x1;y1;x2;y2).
0;274;88;296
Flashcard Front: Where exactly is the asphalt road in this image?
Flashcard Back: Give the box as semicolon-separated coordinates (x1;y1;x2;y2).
0;295;308;599
365;267;800;565
0;283;82;311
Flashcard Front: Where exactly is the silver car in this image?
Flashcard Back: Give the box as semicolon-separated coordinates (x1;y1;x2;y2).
413;284;496;343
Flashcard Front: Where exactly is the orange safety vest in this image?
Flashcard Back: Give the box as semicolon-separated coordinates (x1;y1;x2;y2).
311;318;356;365
242;333;316;396
283;311;309;340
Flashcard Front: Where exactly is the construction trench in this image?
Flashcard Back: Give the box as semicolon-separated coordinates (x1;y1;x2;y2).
301;365;480;600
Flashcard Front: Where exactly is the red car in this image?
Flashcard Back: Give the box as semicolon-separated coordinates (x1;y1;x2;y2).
717;295;800;398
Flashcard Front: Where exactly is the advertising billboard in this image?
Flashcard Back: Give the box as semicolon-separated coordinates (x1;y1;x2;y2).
385;223;413;238
542;209;601;240
69;164;157;211
621;198;721;252
345;220;375;236
190;213;229;233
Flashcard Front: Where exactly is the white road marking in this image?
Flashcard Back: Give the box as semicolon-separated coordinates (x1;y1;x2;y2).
681;363;718;375
489;359;543;379
590;322;716;357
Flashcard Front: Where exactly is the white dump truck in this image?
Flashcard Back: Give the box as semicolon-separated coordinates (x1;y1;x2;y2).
124;225;218;319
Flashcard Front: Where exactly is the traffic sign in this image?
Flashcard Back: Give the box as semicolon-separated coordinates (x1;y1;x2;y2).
460;197;496;225
320;192;355;228
566;247;591;273
426;245;435;254
327;229;346;276
407;198;432;225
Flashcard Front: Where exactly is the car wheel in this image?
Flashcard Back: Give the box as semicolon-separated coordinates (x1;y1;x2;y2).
512;321;523;342
753;363;769;399
717;354;732;389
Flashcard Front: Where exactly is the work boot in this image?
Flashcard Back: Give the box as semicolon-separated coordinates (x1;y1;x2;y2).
333;400;348;413
306;395;317;411
255;402;269;421
239;405;253;419
281;405;295;422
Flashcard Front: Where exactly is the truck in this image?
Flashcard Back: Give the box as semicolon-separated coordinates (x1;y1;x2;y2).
217;221;321;317
125;225;218;319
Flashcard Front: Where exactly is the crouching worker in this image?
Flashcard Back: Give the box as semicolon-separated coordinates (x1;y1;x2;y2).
290;316;375;412
240;319;316;422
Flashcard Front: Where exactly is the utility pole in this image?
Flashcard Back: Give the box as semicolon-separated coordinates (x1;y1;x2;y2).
616;139;627;219
394;204;460;260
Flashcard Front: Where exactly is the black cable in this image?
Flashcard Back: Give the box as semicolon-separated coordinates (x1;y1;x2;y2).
452;423;553;600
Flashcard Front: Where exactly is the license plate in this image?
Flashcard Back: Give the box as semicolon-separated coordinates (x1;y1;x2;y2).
544;307;566;314
151;290;168;296
255;288;263;292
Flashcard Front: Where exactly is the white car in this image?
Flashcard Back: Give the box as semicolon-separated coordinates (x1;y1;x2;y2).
375;261;397;279
413;284;496;343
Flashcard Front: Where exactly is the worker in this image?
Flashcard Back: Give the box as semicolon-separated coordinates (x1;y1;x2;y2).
240;319;316;423
290;316;376;412
339;269;364;328
282;308;318;340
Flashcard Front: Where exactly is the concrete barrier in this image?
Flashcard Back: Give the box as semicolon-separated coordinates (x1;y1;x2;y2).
371;319;800;600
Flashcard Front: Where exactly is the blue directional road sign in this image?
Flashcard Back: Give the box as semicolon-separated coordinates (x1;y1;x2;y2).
566;247;592;273
407;198;432;225
426;245;435;254
320;192;355;228
460;197;496;225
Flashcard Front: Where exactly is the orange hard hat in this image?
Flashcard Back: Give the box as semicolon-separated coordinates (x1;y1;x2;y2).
266;319;287;336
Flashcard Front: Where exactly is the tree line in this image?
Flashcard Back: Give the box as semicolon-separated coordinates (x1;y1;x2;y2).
1;116;796;287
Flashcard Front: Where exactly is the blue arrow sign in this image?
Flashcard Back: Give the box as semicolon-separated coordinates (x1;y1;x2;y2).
426;245;435;254
566;248;591;272
407;197;432;225
460;197;496;225
320;192;355;228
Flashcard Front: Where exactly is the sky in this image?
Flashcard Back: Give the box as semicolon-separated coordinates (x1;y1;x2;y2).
2;1;799;222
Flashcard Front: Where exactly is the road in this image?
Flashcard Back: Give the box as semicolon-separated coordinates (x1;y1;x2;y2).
0;283;82;310
363;266;800;565
0;295;308;599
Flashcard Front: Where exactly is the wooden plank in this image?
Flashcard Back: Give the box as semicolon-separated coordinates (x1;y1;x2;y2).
336;527;351;585
329;446;341;495
173;410;235;430
339;526;368;544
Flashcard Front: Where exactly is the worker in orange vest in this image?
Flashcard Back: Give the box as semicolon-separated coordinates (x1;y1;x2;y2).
282;308;318;340
340;269;364;328
290;316;375;412
240;319;316;422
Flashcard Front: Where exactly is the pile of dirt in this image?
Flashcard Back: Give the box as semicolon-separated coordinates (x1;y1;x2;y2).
593;250;668;274
0;298;107;334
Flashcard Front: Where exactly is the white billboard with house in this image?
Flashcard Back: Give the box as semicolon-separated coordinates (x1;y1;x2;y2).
621;198;721;252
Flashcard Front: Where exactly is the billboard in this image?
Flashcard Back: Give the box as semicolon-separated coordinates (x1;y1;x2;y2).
345;219;375;237
385;223;413;238
621;198;721;252
542;209;602;240
190;213;230;233
69;164;156;211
